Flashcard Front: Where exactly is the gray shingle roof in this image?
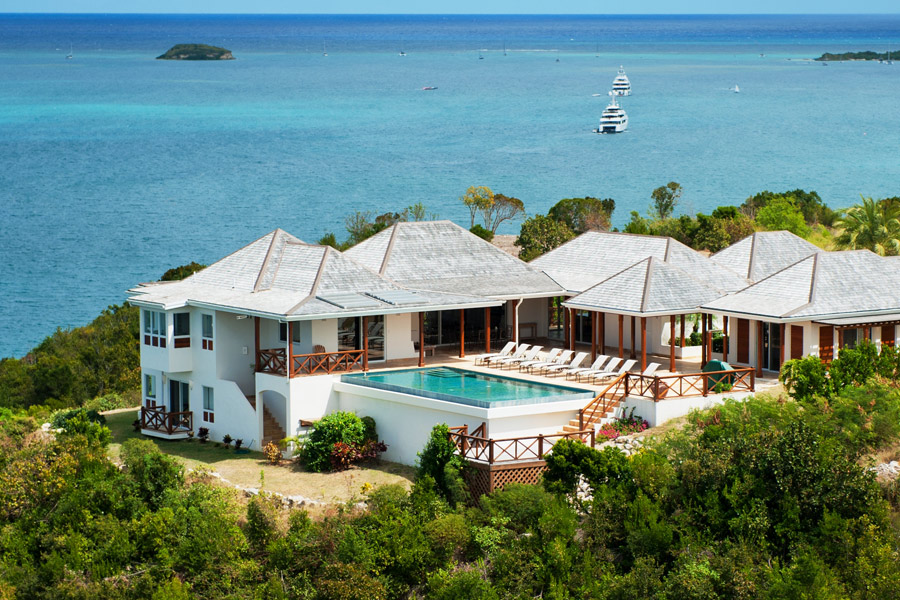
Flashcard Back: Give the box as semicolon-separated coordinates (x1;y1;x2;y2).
563;256;728;316
703;250;900;321
128;229;500;319
710;230;820;283
530;231;749;293
344;220;564;299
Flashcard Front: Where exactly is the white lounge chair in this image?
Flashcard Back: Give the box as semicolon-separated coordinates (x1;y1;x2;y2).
640;362;661;377
518;348;560;372
474;341;516;366
565;355;609;380
530;349;574;374
578;356;621;382
497;345;543;369
544;351;588;377
486;344;530;368
593;358;636;383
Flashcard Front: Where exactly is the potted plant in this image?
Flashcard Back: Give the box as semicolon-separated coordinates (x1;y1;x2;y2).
234;438;244;453
198;427;210;443
222;434;232;449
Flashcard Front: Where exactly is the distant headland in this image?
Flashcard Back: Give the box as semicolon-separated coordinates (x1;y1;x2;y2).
156;44;234;60
815;51;893;62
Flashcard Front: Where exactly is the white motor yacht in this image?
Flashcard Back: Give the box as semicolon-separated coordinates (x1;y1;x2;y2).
594;94;628;134
611;65;631;96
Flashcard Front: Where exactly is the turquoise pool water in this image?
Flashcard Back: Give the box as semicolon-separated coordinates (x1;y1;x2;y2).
342;367;594;409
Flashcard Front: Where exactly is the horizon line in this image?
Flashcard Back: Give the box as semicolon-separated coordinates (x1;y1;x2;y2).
2;11;899;16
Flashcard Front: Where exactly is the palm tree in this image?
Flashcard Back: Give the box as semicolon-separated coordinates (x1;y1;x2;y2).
834;196;900;256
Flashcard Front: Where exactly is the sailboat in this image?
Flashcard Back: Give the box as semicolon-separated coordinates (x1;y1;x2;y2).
322;42;328;57
732;84;740;93
66;44;73;59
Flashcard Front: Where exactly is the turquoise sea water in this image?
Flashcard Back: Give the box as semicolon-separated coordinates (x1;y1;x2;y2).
342;366;593;408
2;14;900;358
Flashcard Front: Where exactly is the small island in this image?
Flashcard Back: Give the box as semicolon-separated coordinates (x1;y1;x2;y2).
815;50;893;61
156;43;234;60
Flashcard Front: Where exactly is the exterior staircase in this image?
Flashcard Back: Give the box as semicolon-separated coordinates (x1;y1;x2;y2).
262;405;286;447
558;373;628;441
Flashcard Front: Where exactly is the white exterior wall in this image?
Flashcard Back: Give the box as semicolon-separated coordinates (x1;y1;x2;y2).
518;298;550;339
287;374;340;437
202;379;262;449
385;312;416;360
618;392;753;428
214;311;255;395
334;382;584;465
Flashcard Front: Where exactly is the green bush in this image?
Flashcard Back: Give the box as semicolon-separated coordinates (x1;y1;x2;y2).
780;355;831;401
121;438;184;504
299;411;367;472
417;423;469;505
469;224;494;242
83;391;138;412
50;406;106;429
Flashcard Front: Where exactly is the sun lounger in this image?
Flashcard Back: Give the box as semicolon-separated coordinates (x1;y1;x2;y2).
518;348;560;372
529;349;574;374
640;362;660;377
543;352;588;377
565;355;609;380
592;358;636;383
486;344;530;367
496;345;543;369
474;341;516;366
577;356;621;382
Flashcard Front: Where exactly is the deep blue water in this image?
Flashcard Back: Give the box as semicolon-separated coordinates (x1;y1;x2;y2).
2;14;900;358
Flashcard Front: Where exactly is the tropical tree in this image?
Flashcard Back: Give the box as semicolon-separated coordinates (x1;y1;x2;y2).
515;214;575;261
482;193;525;233
650;182;682;220
547;196;615;233
460;186;495;229
834;196;900;255
755;196;810;238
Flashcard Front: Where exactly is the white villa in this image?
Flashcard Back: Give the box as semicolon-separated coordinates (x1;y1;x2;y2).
128;224;900;483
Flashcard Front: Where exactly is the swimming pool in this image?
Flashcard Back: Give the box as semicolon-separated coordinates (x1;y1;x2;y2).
341;367;594;409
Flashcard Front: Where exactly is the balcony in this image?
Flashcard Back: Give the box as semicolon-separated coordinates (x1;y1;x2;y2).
141;406;193;439
256;348;367;377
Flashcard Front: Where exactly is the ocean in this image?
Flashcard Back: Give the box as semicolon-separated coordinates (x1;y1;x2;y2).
1;13;899;358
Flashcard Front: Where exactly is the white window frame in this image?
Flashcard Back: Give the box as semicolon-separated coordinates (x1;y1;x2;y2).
201;314;214;350
202;386;214;423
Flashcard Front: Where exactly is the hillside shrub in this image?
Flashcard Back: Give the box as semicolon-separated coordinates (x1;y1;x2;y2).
121;438;184;504
50;406;106;429
299;411;384;472
417;423;469;505
780;355;831;401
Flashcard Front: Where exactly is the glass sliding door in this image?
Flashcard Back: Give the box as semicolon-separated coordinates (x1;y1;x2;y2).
169;380;189;413
367;315;385;362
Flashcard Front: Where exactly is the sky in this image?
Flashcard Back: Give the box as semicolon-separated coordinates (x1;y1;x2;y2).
3;0;899;14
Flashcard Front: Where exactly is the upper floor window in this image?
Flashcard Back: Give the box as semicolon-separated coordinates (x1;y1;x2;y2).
173;312;191;348
144;374;157;407
201;314;214;351
279;322;301;343
143;310;166;347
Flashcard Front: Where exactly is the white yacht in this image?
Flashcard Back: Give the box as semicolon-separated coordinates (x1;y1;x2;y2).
594;94;628;134
611;65;631;96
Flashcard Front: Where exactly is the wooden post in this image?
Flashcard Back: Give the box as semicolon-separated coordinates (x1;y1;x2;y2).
701;313;708;365
459;309;465;358
254;316;260;372
756;320;763;377
288;322;294;377
570;308;577;351
630;316;636;359
418;312;425;367
640;317;647;372
362;316;369;371
723;316;729;362
485;307;491;354
669;314;676;373
538;434;544;459
563;303;570;349
618;314;624;358
598;311;605;355
779;323;786;368
680;314;686;349
590;311;597;361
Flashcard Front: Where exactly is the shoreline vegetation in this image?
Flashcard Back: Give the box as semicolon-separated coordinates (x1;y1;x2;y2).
815;50;894;61
156;43;234;60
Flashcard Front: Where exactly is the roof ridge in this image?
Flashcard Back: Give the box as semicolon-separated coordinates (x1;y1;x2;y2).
640;257;655;313
286;246;330;315
253;230;284;292
746;231;758;280
379;223;401;276
807;251;821;305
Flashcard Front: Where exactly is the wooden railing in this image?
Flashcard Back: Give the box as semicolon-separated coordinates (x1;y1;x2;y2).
256;348;367;377
578;372;628;430
625;367;755;401
140;406;193;435
448;424;594;465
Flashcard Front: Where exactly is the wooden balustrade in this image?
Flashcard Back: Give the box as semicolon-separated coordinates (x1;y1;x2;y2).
140;406;193;435
256;348;366;377
578;373;628;430
626;367;755;401
448;426;594;465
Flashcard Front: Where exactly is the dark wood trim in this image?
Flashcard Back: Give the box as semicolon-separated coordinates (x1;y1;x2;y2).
459;309;465;358
680;314;686;349
737;318;749;364
779;323;785;367
254;317;260;372
173;336;191;349
819;325;834;362
790;325;804;360
511;300;519;345
669;314;676;373
598;311;605;356
701;313;708;365
882;325;895;348
485;307;491;354
723;316;729;361
630;316;636;359
590;311;597;360
570;308;577;351
288;322;294;378
563;303;570;349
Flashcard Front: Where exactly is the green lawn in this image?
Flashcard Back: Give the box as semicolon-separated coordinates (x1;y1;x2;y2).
106;409;414;504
